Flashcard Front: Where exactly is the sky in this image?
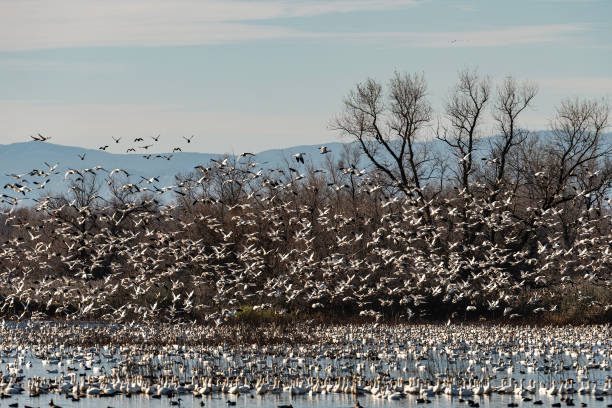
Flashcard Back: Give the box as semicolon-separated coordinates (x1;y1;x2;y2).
0;0;611;154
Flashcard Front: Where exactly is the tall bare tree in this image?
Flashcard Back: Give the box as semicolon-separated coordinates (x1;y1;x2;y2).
518;97;610;247
543;98;609;210
486;76;538;197
438;69;491;193
331;72;433;202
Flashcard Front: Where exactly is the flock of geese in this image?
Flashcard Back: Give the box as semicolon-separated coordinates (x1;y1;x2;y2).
0;134;611;323
0;134;609;408
0;323;610;407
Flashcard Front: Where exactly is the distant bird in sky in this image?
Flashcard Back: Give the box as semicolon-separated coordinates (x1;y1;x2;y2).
319;146;330;154
99;145;109;151
112;136;121;143
31;133;51;141
78;153;86;161
183;135;194;143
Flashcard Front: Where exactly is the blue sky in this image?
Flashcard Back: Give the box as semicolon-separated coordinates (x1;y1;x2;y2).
0;0;610;154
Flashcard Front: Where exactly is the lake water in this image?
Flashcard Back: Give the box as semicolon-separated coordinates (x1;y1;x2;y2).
1;323;611;408
4;388;612;408
2;346;611;408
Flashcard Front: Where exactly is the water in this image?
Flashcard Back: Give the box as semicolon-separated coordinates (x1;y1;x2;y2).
1;323;611;408
2;346;611;408
4;388;612;408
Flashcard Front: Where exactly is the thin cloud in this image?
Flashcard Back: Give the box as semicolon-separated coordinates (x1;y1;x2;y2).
0;0;422;23
0;0;588;51
0;21;318;51
0;0;420;51
536;77;612;95
446;24;587;47
541;0;601;2
0;58;122;73
349;24;588;47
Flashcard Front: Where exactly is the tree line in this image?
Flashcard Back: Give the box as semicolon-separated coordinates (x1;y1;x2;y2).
0;69;610;324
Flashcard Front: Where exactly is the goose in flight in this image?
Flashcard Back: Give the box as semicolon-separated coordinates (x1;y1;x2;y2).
211;157;228;168
140;176;160;184
43;162;59;172
293;153;306;163
31;133;51;141
109;168;130;177
64;169;82;179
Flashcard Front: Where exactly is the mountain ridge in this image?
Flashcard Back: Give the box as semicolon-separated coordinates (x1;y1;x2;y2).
2;132;610;202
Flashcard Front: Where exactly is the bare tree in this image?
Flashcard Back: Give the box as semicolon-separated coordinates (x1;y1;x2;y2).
107;173;135;206
543;98;609;210
438;69;491;193
67;172;103;209
331;72;433;201
517;97;611;248
486;76;538;196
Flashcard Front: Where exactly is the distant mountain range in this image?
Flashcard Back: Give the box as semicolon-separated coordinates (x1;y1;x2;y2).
1;132;610;203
